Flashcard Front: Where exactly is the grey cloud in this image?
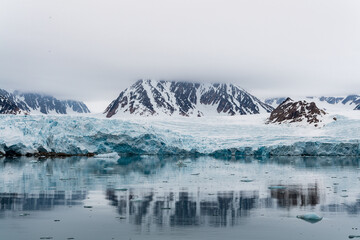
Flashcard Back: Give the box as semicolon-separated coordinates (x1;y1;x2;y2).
1;0;360;112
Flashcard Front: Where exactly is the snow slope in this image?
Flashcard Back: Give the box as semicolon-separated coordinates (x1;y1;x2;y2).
1;112;360;156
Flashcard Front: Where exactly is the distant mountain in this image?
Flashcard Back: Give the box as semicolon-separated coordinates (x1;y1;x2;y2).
266;98;327;127
14;91;90;114
265;97;287;108
0;88;90;115
265;95;360;110
104;79;273;117
317;95;360;109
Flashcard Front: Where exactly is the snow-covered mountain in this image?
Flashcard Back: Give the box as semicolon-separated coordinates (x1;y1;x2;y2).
265;95;360;111
0;88;90;115
14;91;90;114
0;89;30;114
104;79;273;117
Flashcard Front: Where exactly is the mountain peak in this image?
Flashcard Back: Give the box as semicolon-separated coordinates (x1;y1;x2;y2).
104;80;273;117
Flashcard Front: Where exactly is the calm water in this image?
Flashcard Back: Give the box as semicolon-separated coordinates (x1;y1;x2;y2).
0;156;359;240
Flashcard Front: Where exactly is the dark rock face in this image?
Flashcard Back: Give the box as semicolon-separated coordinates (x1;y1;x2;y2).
0;89;90;115
267;98;327;126
104;79;273;117
355;104;360;110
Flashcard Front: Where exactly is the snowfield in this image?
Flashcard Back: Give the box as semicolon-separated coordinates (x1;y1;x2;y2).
0;111;360;156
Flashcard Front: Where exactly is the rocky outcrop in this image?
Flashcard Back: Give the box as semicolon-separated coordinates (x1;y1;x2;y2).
104;79;273;117
266;98;327;127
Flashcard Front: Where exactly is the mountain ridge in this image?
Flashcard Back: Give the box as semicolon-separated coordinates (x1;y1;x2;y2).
104;79;273;117
0;89;90;115
265;95;360;110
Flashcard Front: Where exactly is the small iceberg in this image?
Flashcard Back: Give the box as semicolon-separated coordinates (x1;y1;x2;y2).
296;213;323;224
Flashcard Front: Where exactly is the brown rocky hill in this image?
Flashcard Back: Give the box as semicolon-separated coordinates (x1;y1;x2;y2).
266;98;327;127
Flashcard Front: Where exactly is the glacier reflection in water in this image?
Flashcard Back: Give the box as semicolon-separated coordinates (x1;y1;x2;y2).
0;156;360;239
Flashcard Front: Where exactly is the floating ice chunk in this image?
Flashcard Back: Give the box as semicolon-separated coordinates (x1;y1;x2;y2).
296;213;323;223
19;213;30;216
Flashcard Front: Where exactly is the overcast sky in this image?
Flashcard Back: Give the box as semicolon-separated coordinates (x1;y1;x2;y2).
1;0;360;112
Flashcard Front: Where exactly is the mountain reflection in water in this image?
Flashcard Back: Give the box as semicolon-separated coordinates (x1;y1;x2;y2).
0;155;360;227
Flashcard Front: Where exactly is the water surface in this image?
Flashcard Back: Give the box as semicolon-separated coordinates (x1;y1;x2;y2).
0;156;359;240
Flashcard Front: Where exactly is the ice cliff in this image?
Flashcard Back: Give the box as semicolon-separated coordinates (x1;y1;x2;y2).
0;114;359;157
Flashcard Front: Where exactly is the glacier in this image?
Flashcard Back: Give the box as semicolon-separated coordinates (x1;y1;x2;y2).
0;113;360;157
